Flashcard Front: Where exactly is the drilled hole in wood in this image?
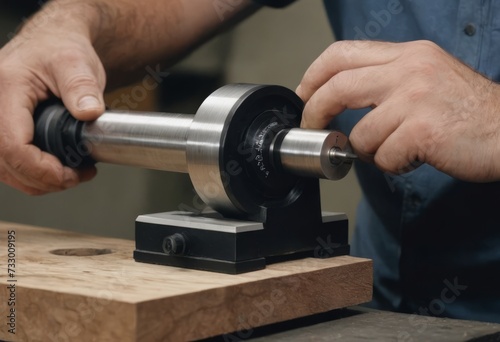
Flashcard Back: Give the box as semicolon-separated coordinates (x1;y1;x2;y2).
50;248;113;256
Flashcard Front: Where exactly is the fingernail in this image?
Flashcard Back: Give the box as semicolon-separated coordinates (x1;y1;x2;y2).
63;171;79;189
78;95;101;111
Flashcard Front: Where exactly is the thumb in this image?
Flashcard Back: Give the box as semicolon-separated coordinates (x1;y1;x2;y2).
51;49;106;121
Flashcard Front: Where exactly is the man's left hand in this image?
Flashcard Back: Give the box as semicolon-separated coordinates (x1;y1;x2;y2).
297;40;500;182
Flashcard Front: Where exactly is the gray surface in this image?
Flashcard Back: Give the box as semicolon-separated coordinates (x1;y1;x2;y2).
252;309;500;342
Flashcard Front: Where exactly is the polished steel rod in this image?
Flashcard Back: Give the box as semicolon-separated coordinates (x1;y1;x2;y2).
82;111;194;173
277;128;354;181
78;111;353;180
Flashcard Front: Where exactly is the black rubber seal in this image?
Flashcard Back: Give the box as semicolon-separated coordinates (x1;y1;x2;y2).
33;100;95;168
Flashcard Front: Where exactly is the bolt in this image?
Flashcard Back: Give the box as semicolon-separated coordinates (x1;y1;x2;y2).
162;233;186;256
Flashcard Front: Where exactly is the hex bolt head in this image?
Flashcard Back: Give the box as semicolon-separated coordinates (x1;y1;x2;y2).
162;233;186;256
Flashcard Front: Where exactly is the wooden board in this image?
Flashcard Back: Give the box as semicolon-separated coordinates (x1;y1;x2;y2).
0;221;372;341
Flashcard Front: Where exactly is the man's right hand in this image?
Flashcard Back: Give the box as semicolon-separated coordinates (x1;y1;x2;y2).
0;0;257;195
0;2;106;195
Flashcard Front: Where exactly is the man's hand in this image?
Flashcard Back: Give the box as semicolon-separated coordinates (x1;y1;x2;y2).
297;40;500;182
0;3;106;195
0;0;257;195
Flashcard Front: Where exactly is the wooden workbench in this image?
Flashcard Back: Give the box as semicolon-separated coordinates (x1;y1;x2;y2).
0;221;372;341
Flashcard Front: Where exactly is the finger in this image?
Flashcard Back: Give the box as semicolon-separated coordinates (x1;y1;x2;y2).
2;160;96;194
0;87;82;192
3;144;80;191
74;166;98;183
374;121;426;175
297;40;402;102
300;65;392;129
349;101;404;161
49;47;106;121
0;169;48;196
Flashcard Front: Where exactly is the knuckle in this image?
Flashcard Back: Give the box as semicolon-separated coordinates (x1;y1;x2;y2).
375;149;417;175
8;154;31;177
409;118;434;140
405;40;442;60
351;124;372;155
350;128;366;152
305;93;322;115
35;166;53;183
332;70;359;93
404;82;432;102
373;151;393;173
409;59;439;78
50;49;101;91
326;71;356;106
402;41;444;77
405;119;436;159
61;74;100;95
413;40;440;52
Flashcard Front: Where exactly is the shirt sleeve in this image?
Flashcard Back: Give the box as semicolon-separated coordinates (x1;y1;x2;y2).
253;0;296;8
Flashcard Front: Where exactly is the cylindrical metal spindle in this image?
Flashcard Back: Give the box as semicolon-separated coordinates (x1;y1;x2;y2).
33;84;356;218
277;128;353;181
81;111;193;173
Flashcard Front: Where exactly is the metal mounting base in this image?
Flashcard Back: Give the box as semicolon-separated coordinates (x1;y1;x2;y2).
133;211;350;274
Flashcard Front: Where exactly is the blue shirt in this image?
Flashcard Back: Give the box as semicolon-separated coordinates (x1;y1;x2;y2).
258;0;500;323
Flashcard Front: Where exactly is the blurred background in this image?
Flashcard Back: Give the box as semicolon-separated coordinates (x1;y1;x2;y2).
0;0;361;240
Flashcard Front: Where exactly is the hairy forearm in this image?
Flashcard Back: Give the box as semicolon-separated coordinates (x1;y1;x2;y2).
0;0;260;194
22;0;259;86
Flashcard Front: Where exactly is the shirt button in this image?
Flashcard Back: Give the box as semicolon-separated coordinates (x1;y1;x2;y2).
464;23;476;36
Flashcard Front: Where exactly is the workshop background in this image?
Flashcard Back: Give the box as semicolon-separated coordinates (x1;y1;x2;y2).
0;0;361;240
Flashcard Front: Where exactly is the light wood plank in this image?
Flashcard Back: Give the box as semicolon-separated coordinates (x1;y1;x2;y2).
0;221;372;341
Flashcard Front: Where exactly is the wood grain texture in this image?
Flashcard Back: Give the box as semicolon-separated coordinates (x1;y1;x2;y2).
0;221;372;341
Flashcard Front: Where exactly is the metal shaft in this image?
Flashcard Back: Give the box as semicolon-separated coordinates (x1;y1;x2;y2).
34;86;354;182
80;112;354;180
81;114;353;180
277;129;354;181
82;110;193;173
34;84;355;218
